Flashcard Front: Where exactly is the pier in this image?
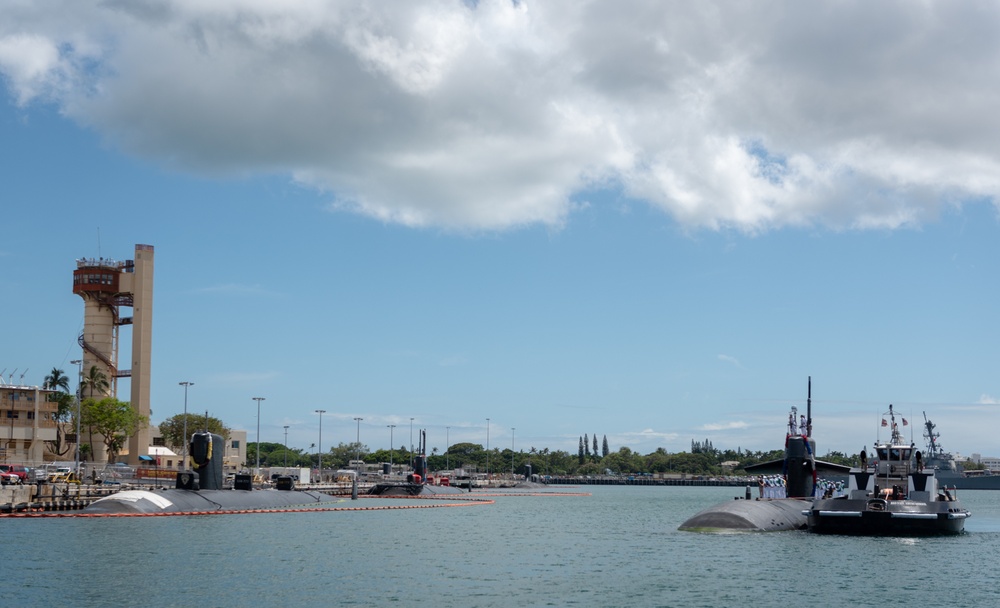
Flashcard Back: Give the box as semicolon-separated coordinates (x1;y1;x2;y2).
541;475;752;487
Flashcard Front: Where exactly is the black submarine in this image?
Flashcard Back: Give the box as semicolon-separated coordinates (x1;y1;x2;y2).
368;429;466;496
82;431;339;515
678;378;850;532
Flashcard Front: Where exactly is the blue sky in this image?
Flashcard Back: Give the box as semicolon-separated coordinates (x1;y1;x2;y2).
2;1;999;459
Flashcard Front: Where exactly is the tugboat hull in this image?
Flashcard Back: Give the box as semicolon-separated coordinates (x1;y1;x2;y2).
806;499;970;535
805;404;971;536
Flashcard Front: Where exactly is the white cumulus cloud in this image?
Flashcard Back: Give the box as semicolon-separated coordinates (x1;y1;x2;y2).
3;0;999;231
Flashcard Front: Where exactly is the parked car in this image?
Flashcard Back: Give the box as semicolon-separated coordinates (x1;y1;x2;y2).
0;470;20;485
0;464;29;482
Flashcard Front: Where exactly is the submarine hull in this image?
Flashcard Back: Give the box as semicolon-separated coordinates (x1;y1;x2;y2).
82;488;339;515
367;483;467;497
678;498;810;532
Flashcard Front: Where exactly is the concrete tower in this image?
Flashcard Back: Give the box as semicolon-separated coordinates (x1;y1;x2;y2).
73;244;154;465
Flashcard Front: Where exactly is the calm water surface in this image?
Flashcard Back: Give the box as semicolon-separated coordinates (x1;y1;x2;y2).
6;486;1000;607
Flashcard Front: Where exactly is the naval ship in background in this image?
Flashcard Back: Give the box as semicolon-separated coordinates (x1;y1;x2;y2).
922;412;1000;490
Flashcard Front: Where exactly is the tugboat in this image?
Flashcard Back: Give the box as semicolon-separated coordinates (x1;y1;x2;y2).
805;404;971;535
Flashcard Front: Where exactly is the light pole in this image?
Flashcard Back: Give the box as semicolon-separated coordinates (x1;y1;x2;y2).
252;397;265;475
445;426;450;471
511;427;515;476
486;418;490;478
179;382;194;469
409;417;414;469
315;409;326;481
70;359;82;475
387;424;396;476
353;417;363;469
283;425;289;468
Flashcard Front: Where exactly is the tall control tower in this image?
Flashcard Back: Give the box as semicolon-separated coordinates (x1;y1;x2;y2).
73;244;153;465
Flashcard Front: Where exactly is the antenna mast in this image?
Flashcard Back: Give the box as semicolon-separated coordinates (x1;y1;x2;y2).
806;376;812;437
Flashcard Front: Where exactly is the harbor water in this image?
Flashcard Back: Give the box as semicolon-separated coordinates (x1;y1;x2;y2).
6;485;1000;607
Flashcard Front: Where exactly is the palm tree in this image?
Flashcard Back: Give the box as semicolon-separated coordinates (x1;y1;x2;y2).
80;365;109;398
43;367;74;458
44;367;70;393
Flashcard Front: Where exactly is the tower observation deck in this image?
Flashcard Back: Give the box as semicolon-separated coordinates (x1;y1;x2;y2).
72;244;154;464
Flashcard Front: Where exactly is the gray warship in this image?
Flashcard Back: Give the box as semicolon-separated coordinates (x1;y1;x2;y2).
920;412;1000;490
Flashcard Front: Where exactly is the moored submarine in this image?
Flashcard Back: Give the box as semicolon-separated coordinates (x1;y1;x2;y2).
368;429;466;496
678;377;850;532
82;431;338;515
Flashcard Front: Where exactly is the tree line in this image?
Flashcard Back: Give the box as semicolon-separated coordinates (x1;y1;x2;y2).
39;366;937;475
244;437;868;477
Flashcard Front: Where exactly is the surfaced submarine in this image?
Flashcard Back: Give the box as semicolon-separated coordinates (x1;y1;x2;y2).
82;431;338;515
368;429;467;497
678;378;850;532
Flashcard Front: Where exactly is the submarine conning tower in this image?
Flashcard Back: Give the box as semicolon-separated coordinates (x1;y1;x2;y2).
179;431;225;490
411;429;428;483
783;377;818;498
72;244;154;465
784;435;817;498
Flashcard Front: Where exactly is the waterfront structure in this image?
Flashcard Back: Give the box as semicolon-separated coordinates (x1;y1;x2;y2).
72;244;154;465
0;384;58;463
225;430;248;475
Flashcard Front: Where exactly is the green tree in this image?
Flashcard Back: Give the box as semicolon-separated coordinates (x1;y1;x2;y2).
603;447;644;474
44;367;70;393
327;441;368;468
819;450;857;467
602;435;609;457
578;437;585;465
644;447;671;473
43;368;75;457
80;365;110;398
81;397;148;463
44;391;76;458
440;442;482;470
158;413;231;452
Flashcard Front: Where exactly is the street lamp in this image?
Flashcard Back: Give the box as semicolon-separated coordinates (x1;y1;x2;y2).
486;418;490;478
409;417;414;469
252;397;265;475
354;417;363;469
179;382;194;469
283;425;289;468
512;427;515;476
70;359;82;475
445;426;450;471
315;409;326;481
387;424;396;476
